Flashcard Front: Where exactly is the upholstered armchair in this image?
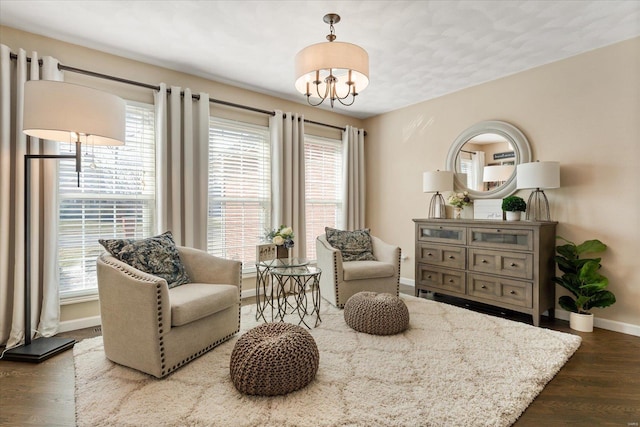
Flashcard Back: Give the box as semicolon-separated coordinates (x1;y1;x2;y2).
96;246;241;378
316;234;401;308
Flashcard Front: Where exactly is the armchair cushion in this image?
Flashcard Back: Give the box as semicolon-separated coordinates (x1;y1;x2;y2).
169;283;239;326
325;227;376;262
99;231;190;288
343;260;395;281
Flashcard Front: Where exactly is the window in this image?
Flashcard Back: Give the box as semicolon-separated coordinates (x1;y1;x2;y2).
305;135;343;260
207;117;270;271
58;102;156;298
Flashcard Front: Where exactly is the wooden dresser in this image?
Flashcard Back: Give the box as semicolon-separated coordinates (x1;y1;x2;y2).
413;218;557;326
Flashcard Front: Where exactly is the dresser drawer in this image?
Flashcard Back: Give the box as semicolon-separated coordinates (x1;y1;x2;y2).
468;273;533;308
417;243;466;269
468;248;533;280
468;227;534;251
417;223;466;245
417;264;466;295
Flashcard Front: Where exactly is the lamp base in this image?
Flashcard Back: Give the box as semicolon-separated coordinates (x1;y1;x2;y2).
428;192;446;219
526;189;551;221
2;336;75;363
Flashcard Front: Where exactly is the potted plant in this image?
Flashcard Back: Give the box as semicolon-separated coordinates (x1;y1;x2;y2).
501;196;526;221
552;237;616;332
447;191;472;219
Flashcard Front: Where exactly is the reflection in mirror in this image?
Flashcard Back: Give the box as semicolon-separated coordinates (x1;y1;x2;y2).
445;121;531;200
454;133;515;192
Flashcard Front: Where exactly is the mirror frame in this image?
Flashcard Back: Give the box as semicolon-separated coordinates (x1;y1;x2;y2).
445;120;532;199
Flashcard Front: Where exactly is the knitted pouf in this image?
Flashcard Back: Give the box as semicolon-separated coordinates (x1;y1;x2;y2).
229;322;319;396
343;291;410;335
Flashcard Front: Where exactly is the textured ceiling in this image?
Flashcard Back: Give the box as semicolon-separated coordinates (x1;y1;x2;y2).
1;0;639;119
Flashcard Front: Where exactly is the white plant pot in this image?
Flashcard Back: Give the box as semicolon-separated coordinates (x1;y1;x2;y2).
569;312;594;332
505;211;522;221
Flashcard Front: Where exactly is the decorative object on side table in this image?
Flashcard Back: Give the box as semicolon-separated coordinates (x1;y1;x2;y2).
422;170;453;219
552;237;615;332
502;195;527;221
517;160;560;221
266;225;295;259
447;191;472;219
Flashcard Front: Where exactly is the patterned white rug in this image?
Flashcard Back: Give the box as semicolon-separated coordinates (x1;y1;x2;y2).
74;295;581;427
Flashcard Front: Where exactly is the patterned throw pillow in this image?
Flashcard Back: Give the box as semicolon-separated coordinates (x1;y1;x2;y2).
325;227;377;262
99;231;190;288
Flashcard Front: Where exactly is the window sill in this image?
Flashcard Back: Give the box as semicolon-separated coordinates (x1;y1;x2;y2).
60;292;99;305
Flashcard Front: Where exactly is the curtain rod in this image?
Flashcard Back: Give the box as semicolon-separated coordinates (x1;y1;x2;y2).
9;52;364;135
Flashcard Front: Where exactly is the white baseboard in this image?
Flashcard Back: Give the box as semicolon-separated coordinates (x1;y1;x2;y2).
399;277;640;337
554;308;640;337
59;315;101;333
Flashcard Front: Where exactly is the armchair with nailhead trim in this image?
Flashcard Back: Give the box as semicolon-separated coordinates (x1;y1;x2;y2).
96;246;241;378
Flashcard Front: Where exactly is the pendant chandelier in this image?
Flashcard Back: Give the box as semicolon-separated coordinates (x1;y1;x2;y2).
295;13;369;108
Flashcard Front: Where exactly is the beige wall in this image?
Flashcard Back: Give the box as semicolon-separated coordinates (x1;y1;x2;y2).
364;37;640;328
1;25;363;322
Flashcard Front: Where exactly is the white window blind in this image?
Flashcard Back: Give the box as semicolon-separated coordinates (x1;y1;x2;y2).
305;135;343;260
58;101;156;298
207;117;270;270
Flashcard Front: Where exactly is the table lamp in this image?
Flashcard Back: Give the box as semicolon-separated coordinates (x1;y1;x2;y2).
3;80;125;362
423;171;453;218
516;161;560;221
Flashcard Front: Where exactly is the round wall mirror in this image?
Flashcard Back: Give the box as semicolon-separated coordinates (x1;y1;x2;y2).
445;121;532;199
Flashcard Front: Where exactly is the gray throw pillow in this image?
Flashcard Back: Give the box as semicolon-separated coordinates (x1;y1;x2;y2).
325;227;377;262
99;231;190;288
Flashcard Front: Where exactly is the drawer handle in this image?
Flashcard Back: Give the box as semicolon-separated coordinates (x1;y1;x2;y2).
448;255;455;259
427;253;433;256
481;285;487;289
481;259;488;264
427;275;432;279
496;229;501;232
510;262;517;267
448;279;454;283
510;290;516;295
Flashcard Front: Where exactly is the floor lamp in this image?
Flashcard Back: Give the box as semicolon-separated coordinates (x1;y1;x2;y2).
516;161;560;221
3;80;125;362
423;171;453;218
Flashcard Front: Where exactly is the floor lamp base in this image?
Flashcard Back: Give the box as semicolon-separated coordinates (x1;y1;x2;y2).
2;336;75;363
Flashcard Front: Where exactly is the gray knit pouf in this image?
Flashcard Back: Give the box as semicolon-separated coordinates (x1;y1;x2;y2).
229;322;319;396
343;291;409;335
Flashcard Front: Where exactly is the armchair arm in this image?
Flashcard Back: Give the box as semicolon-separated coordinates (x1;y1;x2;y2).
371;236;401;277
316;235;344;306
96;253;172;369
177;246;242;288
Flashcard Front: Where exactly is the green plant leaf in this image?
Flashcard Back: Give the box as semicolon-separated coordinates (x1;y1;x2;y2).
558;295;578;313
579;260;605;283
575;239;607;256
583;291;616;310
556;244;578;260
552;276;581;297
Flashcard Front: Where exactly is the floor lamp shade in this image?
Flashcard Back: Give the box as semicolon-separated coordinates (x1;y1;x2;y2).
23;80;126;145
517;161;560;221
423;171;453;218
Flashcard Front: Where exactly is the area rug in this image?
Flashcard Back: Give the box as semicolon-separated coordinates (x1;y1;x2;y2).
74;295;581;427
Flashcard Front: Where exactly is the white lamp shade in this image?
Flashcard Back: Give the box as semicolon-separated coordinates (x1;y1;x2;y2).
423;171;454;193
483;165;514;182
295;41;369;98
517;161;560;189
23;80;126;146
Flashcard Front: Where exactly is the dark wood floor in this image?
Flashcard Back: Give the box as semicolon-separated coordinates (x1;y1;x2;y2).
1;296;639;427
